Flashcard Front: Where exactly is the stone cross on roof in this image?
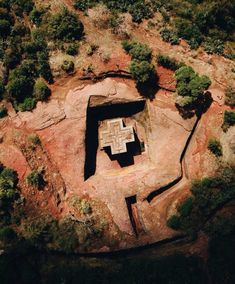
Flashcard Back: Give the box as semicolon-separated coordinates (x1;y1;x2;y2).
99;118;135;155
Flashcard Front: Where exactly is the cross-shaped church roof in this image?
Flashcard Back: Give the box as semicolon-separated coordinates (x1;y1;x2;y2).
99;118;135;155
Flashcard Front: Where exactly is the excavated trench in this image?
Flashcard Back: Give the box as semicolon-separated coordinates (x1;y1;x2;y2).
84;99;146;180
145;115;201;202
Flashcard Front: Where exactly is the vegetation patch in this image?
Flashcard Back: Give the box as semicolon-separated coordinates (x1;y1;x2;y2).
156;54;184;71
222;111;235;132
167;166;235;234
208;139;223;157
225;86;235;107
175;66;211;115
26;170;45;189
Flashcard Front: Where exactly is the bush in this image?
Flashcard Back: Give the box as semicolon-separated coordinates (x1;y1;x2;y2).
167;215;181;230
0;80;5;99
26;171;45;189
6;76;34;102
11;0;34;14
160;28;179;45
178;197;194;217
175;66;211;109
73;0;95;11
33;79;51;101
222;111;235;132
176;19;203;48
156;54;184;71
128;2;153;23
17;97;36;112
86;43;98;56
28;133;41;145
48;8;84;42
122;41;152;61
79;199;92;215
129;43;152;61
129;60;155;84
29;7;44;26
37;51;53;83
3;48;21;69
204;38;224;55
0;106;7;118
167;166;235;233
0;166;18;213
66;43;78;56
208;139;223;157
61;60;74;73
0;19;11;37
0;226;16;242
225;86;235;107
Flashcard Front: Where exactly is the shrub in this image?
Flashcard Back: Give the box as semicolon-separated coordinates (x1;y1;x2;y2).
129;60;155;84
0;19;11;37
167;215;181;230
73;0;95;11
0;79;5;99
11;0;34;14
11;23;28;36
6;76;34;102
79;199;92;215
128;2;153;23
208;139;223;157
3;48;21;69
176;19;203;48
178;197;194;217
160;28;179;45
33;79;51;101
129;43;152;61
48;8;84;41
0;166;18;213
17;97;36;112
175;96;194;108
175;66;196;83
86;43;98;56
167;166;235;233
222;111;235;132
0;106;7;118
66;43;78;56
61;60;74;73
122;41;152;61
175;66;211;110
122;40;135;53
26;171;45;189
29;7;44;26
156;54;184;71
28;133;41;145
204;38;224;55
9;60;38;79
225;86;235;107
37;51;53;83
0;226;16;242
110;13;132;39
87;4;111;29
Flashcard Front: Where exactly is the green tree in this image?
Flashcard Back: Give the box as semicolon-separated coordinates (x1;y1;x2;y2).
208;139;222;157
222;111;235;132
48;8;84;41
33;79;51;101
129;60;155;84
0;19;11;37
26;171;45;189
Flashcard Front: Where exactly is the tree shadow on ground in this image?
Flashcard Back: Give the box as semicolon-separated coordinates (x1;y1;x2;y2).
136;73;159;101
176;91;213;119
